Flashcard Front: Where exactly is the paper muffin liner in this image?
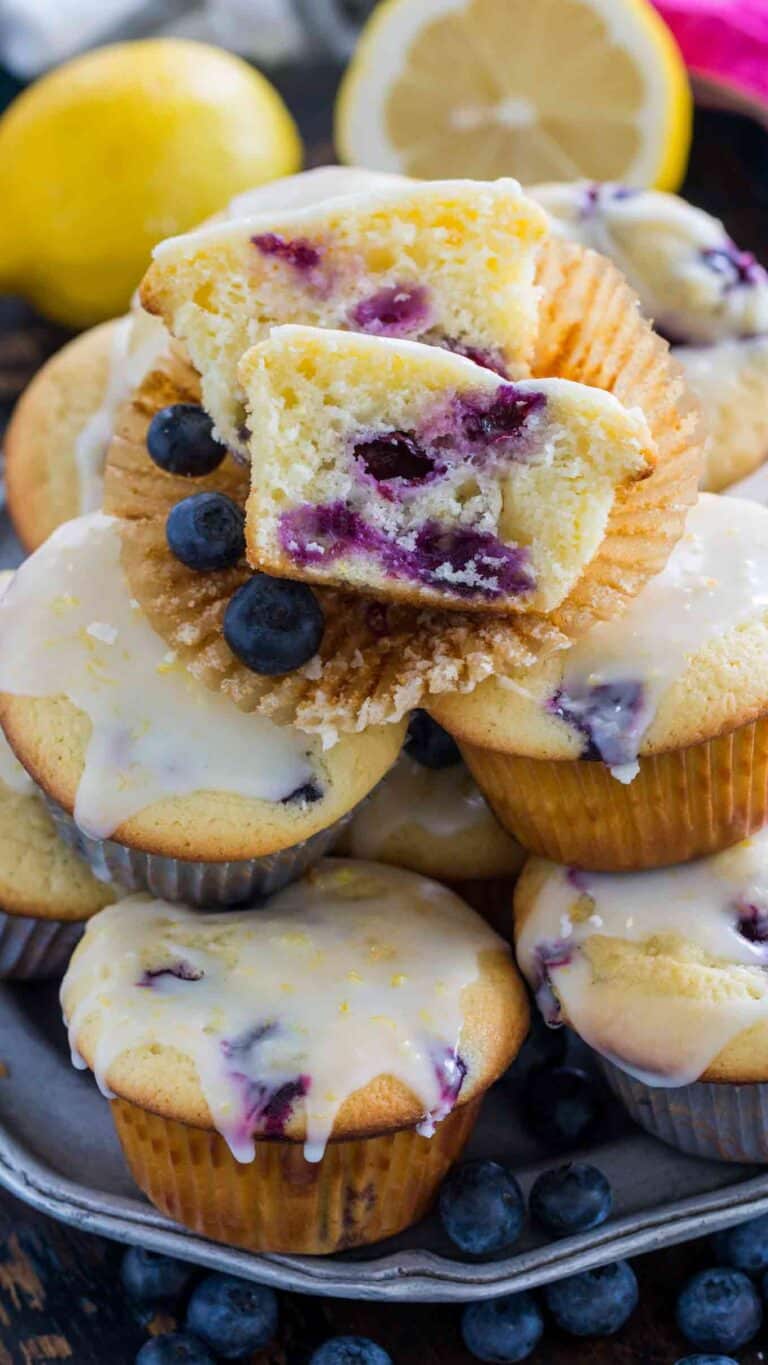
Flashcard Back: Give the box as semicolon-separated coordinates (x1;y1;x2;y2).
102;235;702;739
599;1058;768;1164
111;1094;482;1254
460;712;768;872
45;798;349;907
0;908;83;980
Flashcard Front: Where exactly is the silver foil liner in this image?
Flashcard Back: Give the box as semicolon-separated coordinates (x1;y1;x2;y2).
45;798;351;908
599;1057;768;1164
0;909;83;980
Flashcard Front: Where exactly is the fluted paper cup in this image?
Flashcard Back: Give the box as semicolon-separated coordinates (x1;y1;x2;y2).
0;909;82;980
46;799;351;908
111;1094;482;1254
600;1058;768;1164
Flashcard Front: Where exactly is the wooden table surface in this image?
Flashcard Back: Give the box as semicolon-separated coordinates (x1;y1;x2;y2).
1;67;767;1364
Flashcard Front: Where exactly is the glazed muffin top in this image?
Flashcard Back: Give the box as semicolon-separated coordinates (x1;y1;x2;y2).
430;495;768;776
337;746;524;881
515;828;768;1085
532;181;768;347
62;859;528;1157
0;514;404;860
0;572;114;921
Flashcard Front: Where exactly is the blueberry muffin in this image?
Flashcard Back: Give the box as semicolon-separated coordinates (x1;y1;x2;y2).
0;514;404;904
533;181;768;492
240;325;654;615
515;829;768;1162
62;860;528;1252
140;177;550;454
431;494;768;870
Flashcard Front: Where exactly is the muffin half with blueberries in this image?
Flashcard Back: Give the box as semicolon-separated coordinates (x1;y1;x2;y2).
337;711;523;934
515;829;768;1163
140;177;550;456
0;514;404;906
62;859;529;1253
239;325;656;616
431;494;768;871
533;181;768;492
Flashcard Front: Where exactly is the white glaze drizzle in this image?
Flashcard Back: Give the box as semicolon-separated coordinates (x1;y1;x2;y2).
74;308;168;514
225;166;407;220
62;861;502;1161
516;828;768;1087
533;181;768;344
342;754;490;859
553;495;768;778
0;572;33;796
0;513;317;838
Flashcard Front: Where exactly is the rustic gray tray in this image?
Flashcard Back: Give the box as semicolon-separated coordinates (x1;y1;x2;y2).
2;497;768;1300
2;980;768;1302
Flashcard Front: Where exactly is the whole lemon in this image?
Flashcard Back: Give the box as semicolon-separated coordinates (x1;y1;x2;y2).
0;39;302;327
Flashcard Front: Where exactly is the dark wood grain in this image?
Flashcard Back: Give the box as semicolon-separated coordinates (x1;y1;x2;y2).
1;72;768;1364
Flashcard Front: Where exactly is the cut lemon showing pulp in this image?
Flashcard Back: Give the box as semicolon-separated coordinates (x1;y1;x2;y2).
336;0;692;190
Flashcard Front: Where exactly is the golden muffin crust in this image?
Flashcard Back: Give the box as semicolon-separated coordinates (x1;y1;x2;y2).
0;779;115;921
5;321;118;550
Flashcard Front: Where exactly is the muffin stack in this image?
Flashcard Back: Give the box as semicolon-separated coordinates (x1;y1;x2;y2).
5;165;763;1260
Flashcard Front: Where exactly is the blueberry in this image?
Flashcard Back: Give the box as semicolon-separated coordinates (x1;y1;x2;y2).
309;1337;393;1365
712;1212;768;1274
544;1260;638;1336
674;1358;738;1365
185;1273;278;1359
439;1159;525;1256
121;1247;194;1303
166;493;245;572
136;1334;215;1365
461;1293;544;1362
529;1163;612;1237
522;1065;603;1152
223;573;324;675
676;1267;762;1352
406;710;461;769
147;404;226;477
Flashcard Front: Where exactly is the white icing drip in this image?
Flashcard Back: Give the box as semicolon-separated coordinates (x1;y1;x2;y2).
225;167;407;220
533;182;768;344
0;571;33;795
0;513;316;838
74;309;168;514
555;495;768;773
61;861;501;1160
343;754;489;859
517;829;768;1086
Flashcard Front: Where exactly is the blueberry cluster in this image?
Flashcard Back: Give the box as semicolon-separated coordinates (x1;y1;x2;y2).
148;402;325;675
125;1253;389;1365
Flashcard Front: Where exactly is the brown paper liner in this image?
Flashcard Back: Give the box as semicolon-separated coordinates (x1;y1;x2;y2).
461;713;768;872
111;1094;481;1254
445;878;516;941
104;237;702;736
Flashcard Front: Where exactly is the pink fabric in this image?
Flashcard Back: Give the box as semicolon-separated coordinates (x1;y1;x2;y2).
653;0;768;104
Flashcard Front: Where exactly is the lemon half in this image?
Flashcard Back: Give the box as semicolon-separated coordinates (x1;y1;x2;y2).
336;0;692;190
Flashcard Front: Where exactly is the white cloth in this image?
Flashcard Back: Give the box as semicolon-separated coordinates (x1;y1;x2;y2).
0;0;308;77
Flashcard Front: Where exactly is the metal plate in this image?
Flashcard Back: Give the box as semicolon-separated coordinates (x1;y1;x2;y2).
2;981;768;1302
